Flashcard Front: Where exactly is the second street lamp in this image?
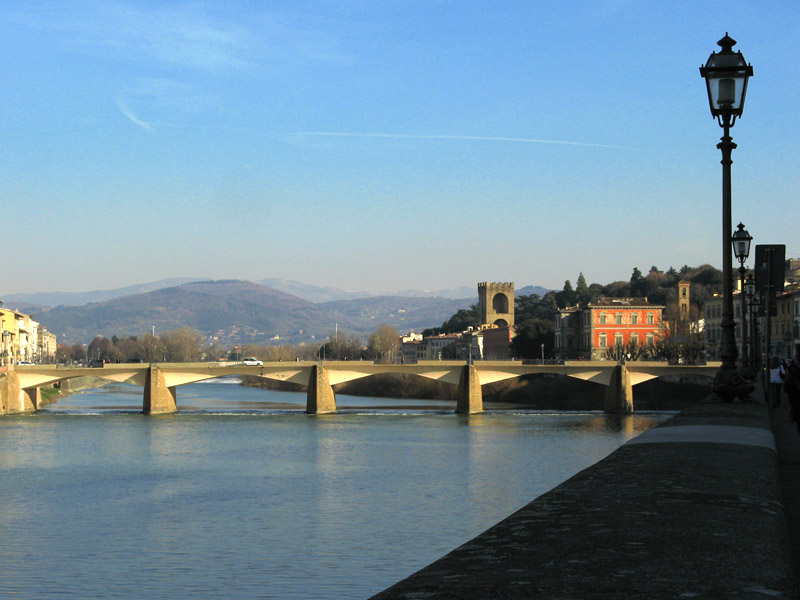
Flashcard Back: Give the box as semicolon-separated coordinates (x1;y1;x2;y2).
700;33;754;400
732;223;752;370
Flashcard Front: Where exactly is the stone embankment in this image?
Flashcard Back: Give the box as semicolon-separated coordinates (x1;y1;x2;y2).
371;392;796;599
43;376;108;406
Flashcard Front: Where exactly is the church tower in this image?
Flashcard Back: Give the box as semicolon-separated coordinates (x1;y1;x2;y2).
678;280;691;317
478;282;515;328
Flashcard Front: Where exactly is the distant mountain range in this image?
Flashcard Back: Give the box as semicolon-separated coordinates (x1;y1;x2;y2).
4;279;550;308
2;278;552;345
3;278;206;311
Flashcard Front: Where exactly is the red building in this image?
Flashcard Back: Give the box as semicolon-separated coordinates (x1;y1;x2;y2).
555;298;665;360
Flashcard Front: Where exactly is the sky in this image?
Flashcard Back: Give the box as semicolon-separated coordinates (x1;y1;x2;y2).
2;0;799;296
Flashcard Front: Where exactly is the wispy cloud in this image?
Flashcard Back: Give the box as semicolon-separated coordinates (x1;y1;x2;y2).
114;78;222;133
115;91;154;133
4;2;351;73
293;131;631;150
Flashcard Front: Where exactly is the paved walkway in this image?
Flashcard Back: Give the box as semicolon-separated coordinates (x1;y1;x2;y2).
769;383;800;598
371;387;799;599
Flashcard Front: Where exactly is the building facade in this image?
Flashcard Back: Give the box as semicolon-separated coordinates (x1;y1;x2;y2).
38;327;58;363
770;287;800;360
555;298;665;360
0;307;47;365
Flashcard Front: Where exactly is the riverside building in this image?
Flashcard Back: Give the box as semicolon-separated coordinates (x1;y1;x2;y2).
554;297;665;361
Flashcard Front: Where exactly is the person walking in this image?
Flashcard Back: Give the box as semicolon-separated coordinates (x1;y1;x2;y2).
769;356;786;407
786;345;800;434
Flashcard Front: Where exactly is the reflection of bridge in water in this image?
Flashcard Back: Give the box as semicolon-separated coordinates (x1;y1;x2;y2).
1;360;721;416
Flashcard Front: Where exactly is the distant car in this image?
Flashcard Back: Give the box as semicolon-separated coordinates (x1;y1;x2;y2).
17;361;34;366
242;357;263;366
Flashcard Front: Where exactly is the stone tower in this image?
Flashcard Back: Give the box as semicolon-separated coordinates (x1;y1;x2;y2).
478;282;515;328
678;280;691;317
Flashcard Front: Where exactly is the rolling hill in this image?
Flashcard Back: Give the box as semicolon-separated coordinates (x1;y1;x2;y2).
35;280;477;345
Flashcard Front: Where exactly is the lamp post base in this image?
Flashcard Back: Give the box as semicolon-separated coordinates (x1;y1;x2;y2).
713;365;755;402
739;363;758;382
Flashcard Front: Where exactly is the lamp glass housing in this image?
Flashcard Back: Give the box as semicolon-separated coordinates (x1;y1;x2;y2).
745;275;756;298
700;35;753;119
732;222;752;262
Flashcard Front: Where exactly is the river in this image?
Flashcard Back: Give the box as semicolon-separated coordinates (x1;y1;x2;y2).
0;378;670;599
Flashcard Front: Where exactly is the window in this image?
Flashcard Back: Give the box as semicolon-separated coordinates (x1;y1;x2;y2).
615;313;623;324
630;333;639;346
599;333;607;347
599;313;606;325
646;332;654;347
614;332;623;347
631;313;638;325
647;313;654;325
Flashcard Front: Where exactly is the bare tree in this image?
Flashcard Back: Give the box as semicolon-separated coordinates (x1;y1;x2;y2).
161;327;204;362
367;325;401;363
140;333;166;362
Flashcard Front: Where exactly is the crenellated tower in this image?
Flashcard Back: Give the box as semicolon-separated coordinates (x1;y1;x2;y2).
478;282;515;328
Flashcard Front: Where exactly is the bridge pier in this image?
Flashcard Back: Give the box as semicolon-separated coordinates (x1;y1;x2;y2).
604;364;634;413
306;365;336;414
456;365;483;414
143;366;177;414
0;371;38;414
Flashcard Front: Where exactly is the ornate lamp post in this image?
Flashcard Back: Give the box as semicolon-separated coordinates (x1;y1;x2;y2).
745;273;756;366
700;34;754;400
732;223;752;369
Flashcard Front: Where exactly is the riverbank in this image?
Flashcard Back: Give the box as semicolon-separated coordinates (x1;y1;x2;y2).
241;372;713;411
40;376;110;407
370;392;795;599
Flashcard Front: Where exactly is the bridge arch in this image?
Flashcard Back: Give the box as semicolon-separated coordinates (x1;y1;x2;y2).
3;361;721;416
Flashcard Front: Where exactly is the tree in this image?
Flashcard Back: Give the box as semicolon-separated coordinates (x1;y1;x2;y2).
602;340;656;362
161;327;204;362
114;336;142;362
70;343;86;363
320;331;363;360
87;336;116;362
555;280;577;308
510;318;555;359
367;325;401;363
57;344;74;364
575;272;591;306
140;333;166;362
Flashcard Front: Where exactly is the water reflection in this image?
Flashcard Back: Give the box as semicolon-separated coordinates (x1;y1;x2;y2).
2;382;672;600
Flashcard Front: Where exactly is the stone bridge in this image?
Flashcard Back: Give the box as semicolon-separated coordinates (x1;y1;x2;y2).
0;360;721;416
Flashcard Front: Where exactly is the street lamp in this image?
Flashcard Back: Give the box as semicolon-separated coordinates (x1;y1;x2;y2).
732;222;752;370
700;34;754;400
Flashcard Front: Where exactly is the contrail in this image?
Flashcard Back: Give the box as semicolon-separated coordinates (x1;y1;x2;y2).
115;93;154;133
293;131;630;150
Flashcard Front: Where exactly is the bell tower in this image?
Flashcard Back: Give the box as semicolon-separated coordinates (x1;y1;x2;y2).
478;282;515;328
678;280;691;317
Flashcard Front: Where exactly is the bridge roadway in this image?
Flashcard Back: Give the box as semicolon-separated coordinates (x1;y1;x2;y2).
0;360;721;416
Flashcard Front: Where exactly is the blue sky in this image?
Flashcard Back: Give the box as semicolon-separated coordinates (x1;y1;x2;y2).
2;1;798;296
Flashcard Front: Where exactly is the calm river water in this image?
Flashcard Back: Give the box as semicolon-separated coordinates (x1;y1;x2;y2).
0;379;670;599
